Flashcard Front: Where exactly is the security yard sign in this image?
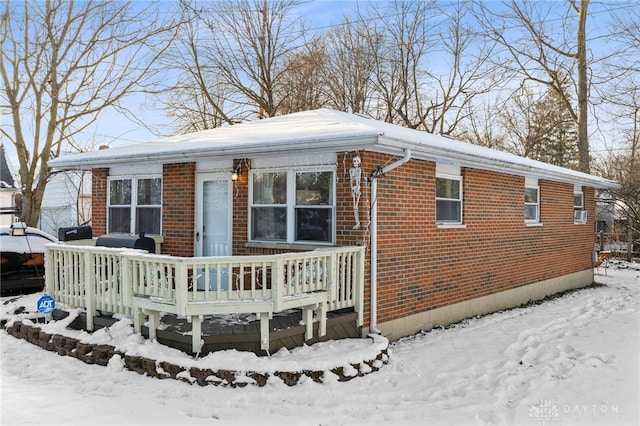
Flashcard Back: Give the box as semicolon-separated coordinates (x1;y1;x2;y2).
37;295;55;314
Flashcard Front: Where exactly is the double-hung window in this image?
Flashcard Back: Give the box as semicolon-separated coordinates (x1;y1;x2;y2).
524;177;540;223
435;164;463;225
250;168;335;244
573;192;583;209
573;185;587;223
108;176;162;235
251;171;287;241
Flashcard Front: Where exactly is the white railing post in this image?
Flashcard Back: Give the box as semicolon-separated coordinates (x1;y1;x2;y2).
259;312;271;351
120;252;132;316
174;258;188;316
355;246;365;326
273;256;284;312
84;249;96;331
45;246;54;295
328;251;337;303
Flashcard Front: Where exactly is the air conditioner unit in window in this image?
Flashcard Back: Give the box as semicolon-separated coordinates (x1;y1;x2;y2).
574;210;587;223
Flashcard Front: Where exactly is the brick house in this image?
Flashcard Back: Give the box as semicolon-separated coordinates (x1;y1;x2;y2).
49;108;618;342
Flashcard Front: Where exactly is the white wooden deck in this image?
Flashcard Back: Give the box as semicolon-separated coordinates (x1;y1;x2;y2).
45;244;365;353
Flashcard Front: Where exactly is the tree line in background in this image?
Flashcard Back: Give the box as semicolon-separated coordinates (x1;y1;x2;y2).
1;0;638;255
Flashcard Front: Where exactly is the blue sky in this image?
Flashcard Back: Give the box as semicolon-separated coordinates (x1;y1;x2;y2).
90;0;631;148
89;0;379;150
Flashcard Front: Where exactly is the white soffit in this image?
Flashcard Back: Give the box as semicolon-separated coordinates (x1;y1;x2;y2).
110;163;161;176
196;159;233;173
436;163;461;176
252;152;336;168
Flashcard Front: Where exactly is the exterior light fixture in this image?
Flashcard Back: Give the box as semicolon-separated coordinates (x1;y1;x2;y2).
10;221;27;237
231;167;242;181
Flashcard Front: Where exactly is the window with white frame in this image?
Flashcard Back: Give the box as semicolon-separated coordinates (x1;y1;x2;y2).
524;177;540;223
573;192;583;208
250;168;334;243
108;176;162;235
435;164;462;224
573;185;587;223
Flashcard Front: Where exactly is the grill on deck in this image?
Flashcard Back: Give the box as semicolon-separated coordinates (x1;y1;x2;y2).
95;235;156;253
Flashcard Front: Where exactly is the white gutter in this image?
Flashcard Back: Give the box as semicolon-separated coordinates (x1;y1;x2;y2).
369;148;412;335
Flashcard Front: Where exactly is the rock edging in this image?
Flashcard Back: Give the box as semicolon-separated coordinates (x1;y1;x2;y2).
3;321;390;387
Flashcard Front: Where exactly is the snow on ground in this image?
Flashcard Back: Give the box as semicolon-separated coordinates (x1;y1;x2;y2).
1;260;638;426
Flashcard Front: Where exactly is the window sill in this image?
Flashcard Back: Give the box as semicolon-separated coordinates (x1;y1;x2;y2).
436;223;467;229
525;222;543;227
573;221;588;225
245;241;334;251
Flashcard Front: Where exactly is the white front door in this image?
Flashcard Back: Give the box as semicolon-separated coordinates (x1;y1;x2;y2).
195;173;232;290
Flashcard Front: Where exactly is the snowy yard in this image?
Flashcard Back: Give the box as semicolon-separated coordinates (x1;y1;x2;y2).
1;260;638;426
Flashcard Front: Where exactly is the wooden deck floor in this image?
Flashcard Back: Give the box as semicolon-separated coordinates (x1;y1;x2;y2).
53;307;361;356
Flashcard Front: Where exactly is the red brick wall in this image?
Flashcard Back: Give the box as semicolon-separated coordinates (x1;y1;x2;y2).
231;160;251;255
91;168;109;236
336;152;371;247
367;154;595;326
161;163;196;256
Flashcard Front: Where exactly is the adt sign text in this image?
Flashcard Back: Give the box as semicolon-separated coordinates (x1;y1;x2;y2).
37;295;56;314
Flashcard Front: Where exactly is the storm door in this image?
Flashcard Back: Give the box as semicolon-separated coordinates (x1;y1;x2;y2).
195;173;232;290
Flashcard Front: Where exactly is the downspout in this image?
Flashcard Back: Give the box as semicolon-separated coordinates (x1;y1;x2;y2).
369;149;412;335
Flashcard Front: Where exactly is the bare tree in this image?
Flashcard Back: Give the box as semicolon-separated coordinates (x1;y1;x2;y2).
323;18;380;115
419;2;502;135
161;10;236;132
0;0;179;226
593;125;639;261
456;98;508;150
360;1;500;135
591;7;640;260
365;1;432;125
173;0;303;123
476;0;591;172
164;77;234;133
277;38;329;114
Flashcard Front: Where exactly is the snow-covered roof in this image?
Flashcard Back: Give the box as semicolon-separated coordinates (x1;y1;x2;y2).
0;144;18;189
49;108;618;189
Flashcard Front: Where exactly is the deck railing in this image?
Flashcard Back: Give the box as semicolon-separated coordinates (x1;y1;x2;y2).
45;244;365;352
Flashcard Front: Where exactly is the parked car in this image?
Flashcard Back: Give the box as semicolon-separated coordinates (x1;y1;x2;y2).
0;223;58;294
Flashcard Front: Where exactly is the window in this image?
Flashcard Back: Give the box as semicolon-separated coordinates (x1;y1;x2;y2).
251;171;287;241
524;186;540;223
250;169;334;243
436;176;462;224
573;186;586;223
108;176;162;235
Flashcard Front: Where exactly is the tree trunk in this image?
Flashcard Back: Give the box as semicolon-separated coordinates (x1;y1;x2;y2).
576;0;590;173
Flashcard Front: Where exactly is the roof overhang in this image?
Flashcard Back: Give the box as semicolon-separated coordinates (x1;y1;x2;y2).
375;136;620;190
49;108;620;190
50;133;379;169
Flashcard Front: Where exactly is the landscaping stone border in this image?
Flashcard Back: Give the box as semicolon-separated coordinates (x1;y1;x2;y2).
3;321;390;387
